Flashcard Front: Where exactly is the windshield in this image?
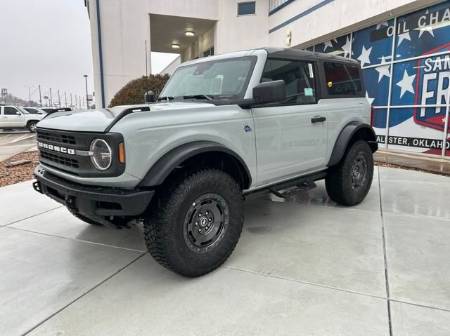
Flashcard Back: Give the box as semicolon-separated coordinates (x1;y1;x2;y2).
24;107;39;114
18;107;29;114
159;56;256;101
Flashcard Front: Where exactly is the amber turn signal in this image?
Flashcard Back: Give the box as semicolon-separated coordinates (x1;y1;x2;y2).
118;143;126;163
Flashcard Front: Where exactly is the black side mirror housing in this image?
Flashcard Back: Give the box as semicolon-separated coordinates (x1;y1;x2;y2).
144;90;156;103
252;80;286;105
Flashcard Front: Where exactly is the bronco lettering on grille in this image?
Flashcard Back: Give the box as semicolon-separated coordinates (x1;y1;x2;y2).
38;142;76;155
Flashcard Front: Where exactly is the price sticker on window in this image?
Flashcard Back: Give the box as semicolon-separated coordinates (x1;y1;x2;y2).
308;63;314;78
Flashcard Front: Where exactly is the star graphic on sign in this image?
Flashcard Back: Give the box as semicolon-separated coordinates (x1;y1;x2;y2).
375;64;391;83
417;25;435;38
323;40;333;51
396;69;416;98
341;36;352;58
380;55;390;64
365;91;375;105
376;21;389;30
357;46;372;66
397;32;411;46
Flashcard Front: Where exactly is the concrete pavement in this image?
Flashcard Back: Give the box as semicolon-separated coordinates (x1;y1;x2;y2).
0;131;37;161
0;167;449;335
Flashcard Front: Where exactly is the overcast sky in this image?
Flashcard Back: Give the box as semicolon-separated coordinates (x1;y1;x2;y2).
0;0;175;104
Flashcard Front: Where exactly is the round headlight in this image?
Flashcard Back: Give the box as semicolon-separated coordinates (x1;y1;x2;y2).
90;139;112;170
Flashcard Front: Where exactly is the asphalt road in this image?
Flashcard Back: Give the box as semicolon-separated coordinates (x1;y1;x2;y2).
0;131;37;161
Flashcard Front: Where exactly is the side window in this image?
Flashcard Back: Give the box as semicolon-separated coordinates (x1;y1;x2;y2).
324;62;362;96
261;58;316;105
237;2;256;15
4;107;19;115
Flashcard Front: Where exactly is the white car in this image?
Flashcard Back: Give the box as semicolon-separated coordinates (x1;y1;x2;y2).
0;105;44;132
24;107;47;115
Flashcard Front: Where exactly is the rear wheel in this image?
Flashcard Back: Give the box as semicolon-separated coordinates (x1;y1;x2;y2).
27;121;37;133
144;169;243;277
325;140;374;206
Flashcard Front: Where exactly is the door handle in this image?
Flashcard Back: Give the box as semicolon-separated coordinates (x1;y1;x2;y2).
311;116;326;123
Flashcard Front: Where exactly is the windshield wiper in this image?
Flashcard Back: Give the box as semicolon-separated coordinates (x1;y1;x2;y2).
157;96;175;102
182;94;214;101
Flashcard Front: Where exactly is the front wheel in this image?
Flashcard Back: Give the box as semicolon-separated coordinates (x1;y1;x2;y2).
27;121;38;133
144;169;243;277
325;140;374;206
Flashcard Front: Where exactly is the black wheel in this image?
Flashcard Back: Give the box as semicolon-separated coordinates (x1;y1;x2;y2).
144;169;243;277
325;140;374;206
27;121;37;133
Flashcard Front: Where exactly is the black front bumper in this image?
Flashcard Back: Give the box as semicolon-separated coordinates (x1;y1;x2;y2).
33;166;154;223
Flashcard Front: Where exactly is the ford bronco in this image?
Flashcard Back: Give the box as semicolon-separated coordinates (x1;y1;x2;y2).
33;48;377;277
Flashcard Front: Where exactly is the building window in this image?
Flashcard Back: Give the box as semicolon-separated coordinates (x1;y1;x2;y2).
269;0;295;15
312;1;450;157
203;47;214;57
238;2;256;16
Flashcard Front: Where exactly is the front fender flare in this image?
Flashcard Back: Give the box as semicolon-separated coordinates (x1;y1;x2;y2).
139;141;252;188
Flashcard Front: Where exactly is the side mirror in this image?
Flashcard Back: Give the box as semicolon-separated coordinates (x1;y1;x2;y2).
253;80;286;105
144;90;156;103
16;111;21;115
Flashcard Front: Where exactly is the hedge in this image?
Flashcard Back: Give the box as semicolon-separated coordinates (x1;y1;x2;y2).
109;74;170;107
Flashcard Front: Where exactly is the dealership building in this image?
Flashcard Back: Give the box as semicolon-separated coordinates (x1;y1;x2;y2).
86;0;450;158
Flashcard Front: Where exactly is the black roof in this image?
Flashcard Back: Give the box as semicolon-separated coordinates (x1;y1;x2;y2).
263;47;360;65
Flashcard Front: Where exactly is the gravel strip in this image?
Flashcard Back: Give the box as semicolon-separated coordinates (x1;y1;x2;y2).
0;151;39;187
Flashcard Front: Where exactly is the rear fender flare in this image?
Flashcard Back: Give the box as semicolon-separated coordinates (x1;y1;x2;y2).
328;122;377;167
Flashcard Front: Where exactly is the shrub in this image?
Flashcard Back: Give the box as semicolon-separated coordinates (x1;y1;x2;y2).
109;74;170;107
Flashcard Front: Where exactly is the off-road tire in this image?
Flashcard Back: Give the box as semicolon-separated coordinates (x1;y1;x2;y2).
144;169;243;277
325;140;373;206
27;121;38;133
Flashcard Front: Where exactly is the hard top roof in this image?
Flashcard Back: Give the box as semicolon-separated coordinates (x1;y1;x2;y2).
263;47;360;65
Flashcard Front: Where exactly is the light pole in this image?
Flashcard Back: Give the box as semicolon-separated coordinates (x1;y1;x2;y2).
83;75;89;109
38;85;42;107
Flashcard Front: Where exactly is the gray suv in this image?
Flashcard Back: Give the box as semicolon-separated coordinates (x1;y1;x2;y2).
33;48;377;276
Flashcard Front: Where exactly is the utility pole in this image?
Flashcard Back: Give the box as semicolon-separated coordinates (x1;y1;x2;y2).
64;92;67;107
49;88;53;107
58;90;61;107
38;85;42;107
145;40;148;77
83;75;89;109
70;93;73;107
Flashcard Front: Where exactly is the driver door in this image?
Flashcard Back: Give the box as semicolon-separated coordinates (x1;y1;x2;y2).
3;106;24;127
252;58;328;186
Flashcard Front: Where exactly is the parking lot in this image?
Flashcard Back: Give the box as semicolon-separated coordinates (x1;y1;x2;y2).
0;166;449;335
0;131;36;161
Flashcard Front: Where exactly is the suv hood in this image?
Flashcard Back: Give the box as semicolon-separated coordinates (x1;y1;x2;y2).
36;102;214;132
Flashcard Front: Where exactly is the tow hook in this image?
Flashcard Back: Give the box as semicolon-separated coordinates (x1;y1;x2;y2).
66;196;77;211
32;181;42;194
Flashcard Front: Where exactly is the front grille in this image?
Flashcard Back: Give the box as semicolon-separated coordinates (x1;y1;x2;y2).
40;151;80;169
37;129;83;173
36;128;125;178
37;130;76;145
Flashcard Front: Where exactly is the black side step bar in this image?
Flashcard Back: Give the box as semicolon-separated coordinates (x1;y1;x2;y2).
244;170;327;198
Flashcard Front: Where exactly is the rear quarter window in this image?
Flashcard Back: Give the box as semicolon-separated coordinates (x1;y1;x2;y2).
324;62;363;96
